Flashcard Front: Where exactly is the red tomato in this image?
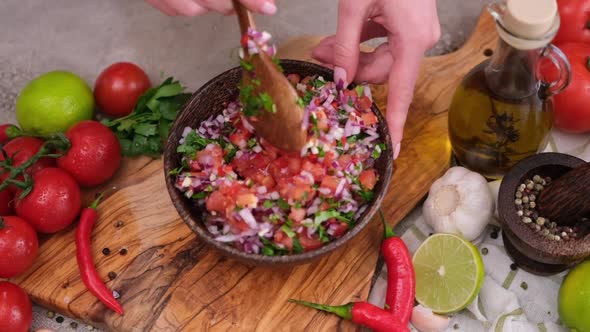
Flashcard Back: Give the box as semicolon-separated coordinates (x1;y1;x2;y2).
289;208;306;223
196;144;224;170
330;221;349;238
0;189;13;215
315;109;329;132
359;169;377;190
541;43;590;133
0;124;19;145
274;230;293;251
287;73;301;85
206;191;229;213
360;112;378;126
0;282;32;332
15;168;81;233
94;62;152;117
57;121;121;187
298;233;323;251
0;137;55;184
0;216;38;278
320;176;340;196
553;0;590;45
357;96;373;111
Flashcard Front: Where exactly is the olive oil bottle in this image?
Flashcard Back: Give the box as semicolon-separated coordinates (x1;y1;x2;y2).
448;0;570;179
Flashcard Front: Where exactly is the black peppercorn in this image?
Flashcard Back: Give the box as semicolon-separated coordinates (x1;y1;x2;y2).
102;248;111;256
119;248;128;256
510;263;518;271
56;316;65;323
490;231;498;239
108;272;117;280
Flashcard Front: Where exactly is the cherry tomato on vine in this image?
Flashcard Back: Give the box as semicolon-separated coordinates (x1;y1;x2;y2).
94;62;151;117
0;216;38;278
0;281;32;332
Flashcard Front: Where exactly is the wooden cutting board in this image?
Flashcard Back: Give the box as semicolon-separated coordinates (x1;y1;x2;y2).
10;11;496;332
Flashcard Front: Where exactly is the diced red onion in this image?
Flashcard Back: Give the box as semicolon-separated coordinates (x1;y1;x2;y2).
335;178;346;196
256;186;267;194
241;115;255;133
318;187;331;195
364;85;373;102
239;208;258;230
215;234;239;242
301;105;311;130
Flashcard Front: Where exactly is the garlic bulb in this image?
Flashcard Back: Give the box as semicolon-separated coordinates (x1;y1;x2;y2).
423;167;494;241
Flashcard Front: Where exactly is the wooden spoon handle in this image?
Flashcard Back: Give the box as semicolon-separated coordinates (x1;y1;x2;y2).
233;1;255;38
537;162;590;226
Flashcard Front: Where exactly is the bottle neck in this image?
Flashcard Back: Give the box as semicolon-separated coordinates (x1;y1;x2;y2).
485;38;545;100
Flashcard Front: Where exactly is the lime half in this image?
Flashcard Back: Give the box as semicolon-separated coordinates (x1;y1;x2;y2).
413;233;484;314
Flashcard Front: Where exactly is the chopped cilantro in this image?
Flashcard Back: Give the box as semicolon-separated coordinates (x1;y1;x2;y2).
240;59;254;71
355;85;365;97
292;237;304;254
247;138;257;148
259;92;274;113
357;190;374;202
277;199;290;210
176;131;217;157
224;144;237;163
296;98;306;108
317;146;326;158
301;90;315;106
314;210;350;224
371;143;386;159
168;165;186;176
294;202;302;209
260;236;289;256
263;200;274;209
269;214;281;223
318;225;330;243
281;224;296;238
347;135;359;144
311;77;326;88
192;192;207;199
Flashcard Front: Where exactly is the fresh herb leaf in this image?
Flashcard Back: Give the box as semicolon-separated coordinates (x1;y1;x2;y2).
260;236;289;256
311;77;326;88
318;225;330;244
223;144;237;163
314;210;350;224
357;190;374;202
372;143;386;159
296;98;305;109
134;123;158;136
292;237;304;254
301;90;315;106
355;85;365;97
177;131;217;157
263;200;274;209
259;92;274;113
247;138;257;148
277;198;290;210
281;224;296;238
192;192;208;199
240;59;254;71
168;165;186;176
262;246;275;256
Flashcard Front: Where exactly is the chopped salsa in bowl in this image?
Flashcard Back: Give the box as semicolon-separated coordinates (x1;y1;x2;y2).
172;74;386;256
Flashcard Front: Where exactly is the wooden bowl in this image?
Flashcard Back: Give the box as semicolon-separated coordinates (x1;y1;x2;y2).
163;60;394;266
498;152;589;275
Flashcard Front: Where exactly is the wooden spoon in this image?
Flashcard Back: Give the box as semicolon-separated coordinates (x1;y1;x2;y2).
232;0;307;152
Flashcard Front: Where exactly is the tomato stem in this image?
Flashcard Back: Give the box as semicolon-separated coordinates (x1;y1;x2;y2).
586;57;590;72
586;20;590;30
379;209;396;239
0;217;4;230
0;134;71;196
89;193;105;210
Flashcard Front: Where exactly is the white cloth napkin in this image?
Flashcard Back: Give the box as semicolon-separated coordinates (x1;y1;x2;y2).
368;129;590;332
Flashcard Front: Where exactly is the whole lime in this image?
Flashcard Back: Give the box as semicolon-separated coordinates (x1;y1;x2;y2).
559;260;590;332
16;71;94;135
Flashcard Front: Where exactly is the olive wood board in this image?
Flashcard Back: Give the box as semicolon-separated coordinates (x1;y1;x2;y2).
7;10;496;332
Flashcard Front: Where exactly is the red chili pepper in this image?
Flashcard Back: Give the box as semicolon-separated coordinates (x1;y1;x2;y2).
240;33;249;48
75;195;124;315
0;124;20;144
380;210;415;324
289;300;408;332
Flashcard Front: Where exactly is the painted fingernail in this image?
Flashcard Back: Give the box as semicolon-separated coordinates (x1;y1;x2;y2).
393;142;401;160
261;2;277;15
334;66;348;90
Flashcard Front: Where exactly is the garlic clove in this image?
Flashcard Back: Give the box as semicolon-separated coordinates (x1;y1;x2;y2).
411;304;452;332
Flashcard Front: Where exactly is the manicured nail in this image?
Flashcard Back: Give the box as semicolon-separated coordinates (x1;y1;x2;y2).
334;66;348;90
261;2;277;15
393;143;401;160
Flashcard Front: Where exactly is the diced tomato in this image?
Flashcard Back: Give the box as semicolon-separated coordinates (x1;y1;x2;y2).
196;143;224;169
315;109;329;132
225;207;251;233
206;191;229;212
251;170;276;189
298;233;323;251
343;89;358;100
269;155;301;180
323;151;337;168
301;76;313;85
320;176;340;196
360;111;378;126
229;129;250;148
331;101;339;109
260;138;284;160
301;158;325;180
314;98;321;106
287;156;302;174
219;182;248;198
359;169;377;190
289;208;306;223
287;73;301;85
319;201;330;211
330;222;349;238
337;154;352;169
292;184;314;202
274;230;293;251
357;96;373;111
250;153;272;169
189;159;201;171
236;193;258;208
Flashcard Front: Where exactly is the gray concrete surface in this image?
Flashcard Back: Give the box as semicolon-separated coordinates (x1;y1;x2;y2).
0;0;493;330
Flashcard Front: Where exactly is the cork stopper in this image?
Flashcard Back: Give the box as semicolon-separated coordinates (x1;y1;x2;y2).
489;0;560;50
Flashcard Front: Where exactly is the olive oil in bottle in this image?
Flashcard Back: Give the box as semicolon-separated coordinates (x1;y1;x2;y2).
448;0;570;179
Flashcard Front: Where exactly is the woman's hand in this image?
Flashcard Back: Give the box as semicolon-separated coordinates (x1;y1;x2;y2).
145;0;277;16
312;0;441;159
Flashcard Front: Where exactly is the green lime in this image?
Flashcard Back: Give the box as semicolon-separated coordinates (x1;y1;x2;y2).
413;233;485;314
559;260;590;332
16;70;94;135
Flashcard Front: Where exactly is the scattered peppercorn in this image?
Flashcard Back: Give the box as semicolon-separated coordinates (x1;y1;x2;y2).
46;310;55;319
56;316;65;323
114;220;124;228
454;323;460;329
108;272;117;280
510;263;517;271
481;247;489;255
70;322;78;329
119;248;128;256
102;248;111;256
490;231;498;239
520;282;528;290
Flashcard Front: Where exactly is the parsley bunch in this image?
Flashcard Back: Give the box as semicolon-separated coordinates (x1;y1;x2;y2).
102;77;192;157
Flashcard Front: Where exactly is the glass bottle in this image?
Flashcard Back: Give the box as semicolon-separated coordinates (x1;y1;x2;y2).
448;0;571;179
